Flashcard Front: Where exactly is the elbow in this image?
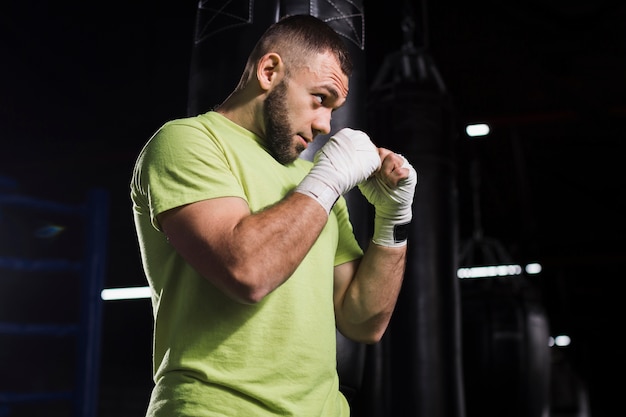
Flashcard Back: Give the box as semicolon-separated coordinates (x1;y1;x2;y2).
338;328;385;345
337;313;391;345
222;265;275;304
353;328;386;345
194;252;286;304
235;286;270;305
225;286;266;305
365;330;384;345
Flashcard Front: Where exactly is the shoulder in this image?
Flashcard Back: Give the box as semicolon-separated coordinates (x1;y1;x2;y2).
157;112;216;138
143;112;230;156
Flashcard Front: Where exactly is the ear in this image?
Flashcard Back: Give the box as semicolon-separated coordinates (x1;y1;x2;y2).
256;53;284;91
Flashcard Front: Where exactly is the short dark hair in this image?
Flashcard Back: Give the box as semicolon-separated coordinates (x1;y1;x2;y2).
236;14;353;89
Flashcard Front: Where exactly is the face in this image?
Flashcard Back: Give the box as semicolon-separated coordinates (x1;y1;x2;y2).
262;52;349;164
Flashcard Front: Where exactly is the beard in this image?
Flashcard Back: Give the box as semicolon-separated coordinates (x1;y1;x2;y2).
263;80;305;164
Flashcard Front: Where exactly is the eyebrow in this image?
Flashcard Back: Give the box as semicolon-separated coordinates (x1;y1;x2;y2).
321;84;340;100
318;83;347;106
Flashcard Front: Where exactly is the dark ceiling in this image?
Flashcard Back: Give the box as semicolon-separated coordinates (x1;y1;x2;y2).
1;1;624;416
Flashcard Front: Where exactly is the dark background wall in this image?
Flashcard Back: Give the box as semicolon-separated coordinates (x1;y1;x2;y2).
1;1;624;416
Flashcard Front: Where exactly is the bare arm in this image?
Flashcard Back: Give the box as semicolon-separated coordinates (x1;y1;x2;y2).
333;149;415;344
159;191;328;304
158;128;381;305
333;243;406;344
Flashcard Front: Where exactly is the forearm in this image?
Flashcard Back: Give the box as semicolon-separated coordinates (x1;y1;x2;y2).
335;150;416;342
335;241;407;343
230;192;327;296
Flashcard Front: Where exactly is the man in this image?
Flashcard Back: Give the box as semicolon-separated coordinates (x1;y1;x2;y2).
131;14;417;417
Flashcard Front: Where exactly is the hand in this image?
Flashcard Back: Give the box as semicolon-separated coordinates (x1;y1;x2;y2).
358;150;417;246
296;128;381;214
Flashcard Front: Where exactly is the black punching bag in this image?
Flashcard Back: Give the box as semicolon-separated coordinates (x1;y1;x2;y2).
461;277;551;417
365;19;466;417
186;0;370;404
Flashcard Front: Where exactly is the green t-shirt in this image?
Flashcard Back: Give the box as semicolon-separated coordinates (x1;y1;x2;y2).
130;111;363;416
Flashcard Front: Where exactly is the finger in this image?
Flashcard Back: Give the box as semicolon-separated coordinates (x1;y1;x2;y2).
378;147;393;161
379;153;409;187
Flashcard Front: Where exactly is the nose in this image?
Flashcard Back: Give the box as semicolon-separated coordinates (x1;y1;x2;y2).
312;109;332;136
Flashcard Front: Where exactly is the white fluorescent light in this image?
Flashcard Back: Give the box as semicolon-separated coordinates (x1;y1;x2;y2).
465;123;490;137
101;286;151;301
457;263;542;279
549;335;571;347
457;264;522;279
525;263;542;274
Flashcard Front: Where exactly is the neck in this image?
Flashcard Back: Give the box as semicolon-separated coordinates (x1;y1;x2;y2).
215;88;265;138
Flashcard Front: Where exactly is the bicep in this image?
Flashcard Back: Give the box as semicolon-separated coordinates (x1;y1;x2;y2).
158;196;250;274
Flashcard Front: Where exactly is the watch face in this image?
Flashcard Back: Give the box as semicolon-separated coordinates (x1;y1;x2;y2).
394;223;409;243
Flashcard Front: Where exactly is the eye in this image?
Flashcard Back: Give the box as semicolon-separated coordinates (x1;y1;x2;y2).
313;94;325;104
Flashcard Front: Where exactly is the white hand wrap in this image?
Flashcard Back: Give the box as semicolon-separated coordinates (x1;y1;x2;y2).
358;155;417;247
296;128;381;214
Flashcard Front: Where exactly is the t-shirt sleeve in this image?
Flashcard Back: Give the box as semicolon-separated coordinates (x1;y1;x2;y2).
134;120;247;231
332;196;364;266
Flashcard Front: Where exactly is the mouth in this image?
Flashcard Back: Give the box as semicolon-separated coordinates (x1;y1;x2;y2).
298;134;310;148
